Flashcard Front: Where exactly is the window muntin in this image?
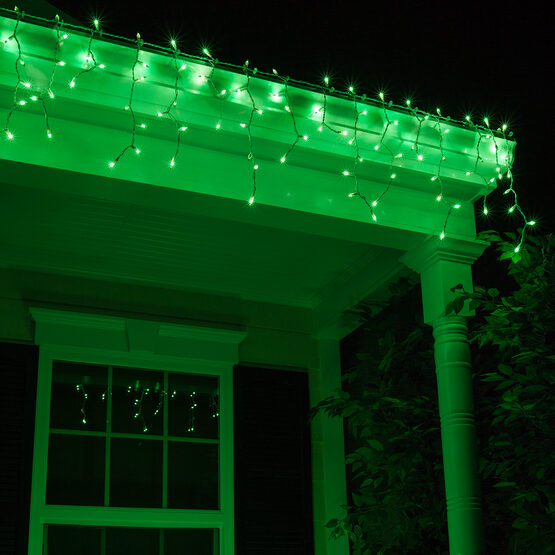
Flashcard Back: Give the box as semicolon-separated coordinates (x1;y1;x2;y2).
46;361;220;510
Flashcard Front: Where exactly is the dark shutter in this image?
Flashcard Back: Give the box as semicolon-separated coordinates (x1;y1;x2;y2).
234;365;313;554
0;343;38;555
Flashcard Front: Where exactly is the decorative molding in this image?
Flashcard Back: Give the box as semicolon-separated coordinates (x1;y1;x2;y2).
401;235;488;274
30;307;247;364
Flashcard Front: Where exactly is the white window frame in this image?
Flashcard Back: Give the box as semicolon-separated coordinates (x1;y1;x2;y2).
28;308;246;555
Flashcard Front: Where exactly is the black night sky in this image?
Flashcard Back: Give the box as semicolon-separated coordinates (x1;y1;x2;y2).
34;0;555;234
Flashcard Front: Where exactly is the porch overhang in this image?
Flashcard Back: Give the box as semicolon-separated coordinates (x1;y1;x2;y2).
0;11;514;339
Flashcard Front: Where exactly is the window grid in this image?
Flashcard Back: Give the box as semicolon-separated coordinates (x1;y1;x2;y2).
48;364;220;510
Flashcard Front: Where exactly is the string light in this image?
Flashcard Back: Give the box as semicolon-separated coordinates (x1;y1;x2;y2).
158;38;188;168
75;383;88;424
109;33;144;167
69;18;101;89
407;101;426;161
3;6;24;141
241;60;260;206
46;14;65;99
153;381;165;416
496;123;532;252
201;47;226;130
209;393;219;418
0;7;529;251
317;76;343;134
369;92;399;211
439;203;462;241
187;391;197;432
345;88;376;221
128;382;150;433
273;68;305;163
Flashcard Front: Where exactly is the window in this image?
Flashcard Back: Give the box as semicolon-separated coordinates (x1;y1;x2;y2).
47;361;219;511
28;308;244;555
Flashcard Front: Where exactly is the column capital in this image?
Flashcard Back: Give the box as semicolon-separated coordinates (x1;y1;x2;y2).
401;237;488;324
400;236;488;275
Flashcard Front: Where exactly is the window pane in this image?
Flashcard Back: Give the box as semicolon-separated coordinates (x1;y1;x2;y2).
106;526;158;555
50;361;107;432
45;524;101;555
167;442;218;509
168;373;219;439
110;438;162;507
165;528;219;555
111;367;164;435
46;434;105;506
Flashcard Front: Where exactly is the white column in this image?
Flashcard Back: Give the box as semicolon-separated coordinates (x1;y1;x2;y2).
310;336;349;555
402;237;487;554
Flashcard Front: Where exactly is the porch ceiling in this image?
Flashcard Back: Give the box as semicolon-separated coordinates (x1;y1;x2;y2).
0;167;406;313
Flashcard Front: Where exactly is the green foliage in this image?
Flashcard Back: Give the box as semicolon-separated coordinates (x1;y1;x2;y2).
312;231;555;554
311;277;448;554
448;231;555;554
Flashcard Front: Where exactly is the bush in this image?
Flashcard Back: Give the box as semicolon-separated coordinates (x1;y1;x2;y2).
450;231;555;554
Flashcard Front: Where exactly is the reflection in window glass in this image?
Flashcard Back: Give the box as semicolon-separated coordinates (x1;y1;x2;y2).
46;434;105;506
168;373;219;439
167;442;218;509
50;361;107;432
111;367;164;435
110;438;162;507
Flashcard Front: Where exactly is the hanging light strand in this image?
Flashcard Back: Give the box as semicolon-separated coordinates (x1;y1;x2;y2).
439;203;462;240
274;68;306;164
47;14;65;98
187;391;197;432
4;6;25;140
406;101;427;162
109;34;144;167
370;93;398;209
209;393;219;418
0;7;531;251
431;108;447;202
434;109;463;240
346;90;376;221
158;39;188;168
317;78;342;134
132;386;149;433
242;61;260;205
69;19;101;88
153;387;165;416
202;48;226;129
75;383;88;424
496;124;533;252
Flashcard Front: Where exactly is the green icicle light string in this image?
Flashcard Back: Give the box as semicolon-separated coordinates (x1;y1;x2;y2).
69;18;102;89
75;383;88;425
317;77;343;135
0;7;533;252
240;60;261;206
273;68;308;164
345;87;376;221
3;6;24;140
201;47;226;130
157;39;188;168
109;33;144;167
